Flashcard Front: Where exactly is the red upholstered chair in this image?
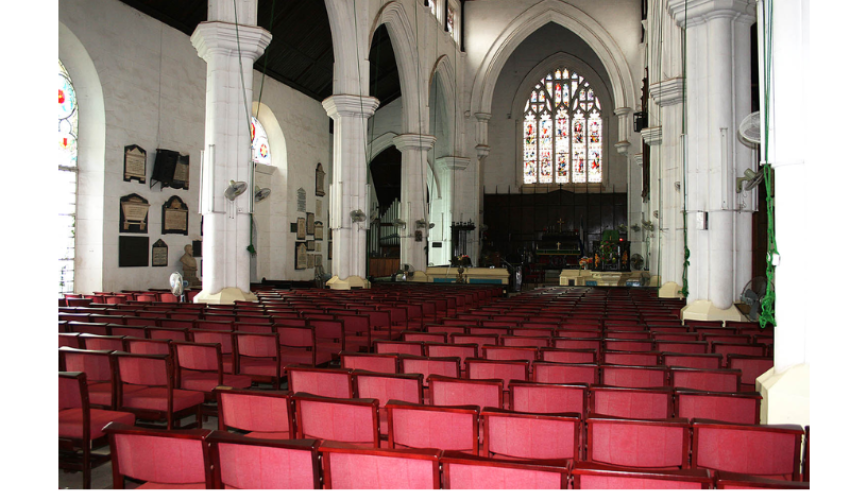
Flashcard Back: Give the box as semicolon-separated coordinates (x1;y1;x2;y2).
59;333;82;348
712;342;767;367
387;400;479;454
80;333;125;351
428;376;503;410
285;366;354;399
714;471;809;489
60;347;123;409
125;337;172;356
189;329;235;374
728;355;774;391
440;451;570;489
424;343;478;369
604;339;655;352
341;351;399;373
660;353;723;369
509;381;587;416
449;333;500;350
306;319;346;359
652;332;701;343
552;338;603;354
691;420;805;481
540;348;596;364
233;332;282;389
585;416;691;469
173;341;252;401
319;441;441;489
278;325;331;367
292;393;380;448
233;322;273;333
374;340;425;356
194;320;233;331
113;352;204;429
599;365;669;389
59;372;136;489
532;362;599;385
353;371;424;435
482;345;539;362
674;389;762;425
402;331;447;343
159;319;195;330
401;356;461;384
653;340;709;354
124;316;157;327
332;313;372;352
481;408;581;461
602;350;661;367
605;331;652;341
274;318;308;327
669;367;741;392
208;432;321;489
467;359;530;399
426;324;465;335
501;336;550;348
109;325;147;339
589;386;674;420
146;327;189;342
103;423;213;489
215;387;294;439
572;462;713;489
511;327;555;338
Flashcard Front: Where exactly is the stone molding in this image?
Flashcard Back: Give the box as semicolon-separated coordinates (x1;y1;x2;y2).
191;22;272;62
436;156;471;172
322;94;380;120
668;0;756;27
649;78;685;107
642;126;663;146
392;134;437;152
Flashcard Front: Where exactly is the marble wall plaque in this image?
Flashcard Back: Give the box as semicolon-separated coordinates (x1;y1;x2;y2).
151;239;168;266
162;196;188;235
306;213;315;235
307;240;316;251
297;217;306;240
315;163;325;196
295;242;308;270
297;188;307;212
314;222;324;241
124;145;146;183
120;194;150;233
119;236;149;267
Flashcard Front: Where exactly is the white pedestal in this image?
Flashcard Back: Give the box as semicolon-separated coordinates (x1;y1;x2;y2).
193;287;258;304
756;363;809;426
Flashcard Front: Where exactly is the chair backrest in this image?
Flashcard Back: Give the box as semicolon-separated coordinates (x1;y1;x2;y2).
80;333;125;351
387;400;479;454
692;420;804;481
508;381;587;416
208;432;321;489
114;352;171;387
552;338;603;353
190;330;235;354
60;347;115;384
727;355;774;389
59;333;82;349
59;371;86;412
125;337;172;356
482;346;539;362
466;359;530;387
374;340;425;356
669;367;741;392
440;451;569;489
572;462;713;489
660;353;723;370
511;327;555;338
401;331;447;343
423;343;477;363
653;340;709;354
146;327;189;342
353;371;424;407
449;333;500;349
532;362;599;385
481;408;581;460
104;422;213;488
319;441;441;489
341;352;399;373
540;348;596;364
173;341;221;375
401;356;460;383
215;388;293;434
599;365;669;389
586;416;690;469
589;386;674;420
428;376;503;409
109;325;147;339
602;350;661;367
293;393;380;448
286;366;354;399
674;390;762;425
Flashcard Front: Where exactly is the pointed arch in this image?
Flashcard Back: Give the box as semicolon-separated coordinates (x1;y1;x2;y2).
470;0;636;117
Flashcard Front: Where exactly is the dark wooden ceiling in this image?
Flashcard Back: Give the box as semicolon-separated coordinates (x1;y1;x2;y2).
118;0;402;106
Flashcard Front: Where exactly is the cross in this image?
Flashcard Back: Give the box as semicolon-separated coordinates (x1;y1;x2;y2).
556;218;565;232
556;242;561;250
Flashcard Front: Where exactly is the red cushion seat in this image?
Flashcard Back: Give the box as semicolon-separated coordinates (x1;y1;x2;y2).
180;372;252;392
122;387;205;412
59;408;136;440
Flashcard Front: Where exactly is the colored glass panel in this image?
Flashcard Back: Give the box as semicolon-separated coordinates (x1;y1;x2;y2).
59;60;78;168
251;117;272;165
524;113;537;184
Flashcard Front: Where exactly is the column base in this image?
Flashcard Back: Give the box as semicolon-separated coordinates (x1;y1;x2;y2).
756;363;809;426
681;300;747;323
193;287;258;304
326;275;371;290
658;281;683;298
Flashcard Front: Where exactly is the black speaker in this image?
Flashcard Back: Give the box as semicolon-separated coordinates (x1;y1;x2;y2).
151;149;179;190
192;240;202;258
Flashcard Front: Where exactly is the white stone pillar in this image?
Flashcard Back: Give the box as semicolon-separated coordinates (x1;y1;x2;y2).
322;95;380;289
640;126;662;280
393;134;437;273
613;107;633;155
669;0;754;321
651;78;686;297
474;113;492;265
191;0;271;304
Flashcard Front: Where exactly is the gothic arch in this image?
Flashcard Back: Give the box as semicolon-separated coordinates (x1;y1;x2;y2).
470;0;636;117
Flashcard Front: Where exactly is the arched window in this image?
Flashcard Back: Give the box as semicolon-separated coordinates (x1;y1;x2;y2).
251;116;272;165
523;68;603;185
59;60;79;294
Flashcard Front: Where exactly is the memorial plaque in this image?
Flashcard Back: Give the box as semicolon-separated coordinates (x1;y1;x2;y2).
124;145;146;183
119;236;149;267
314;222;324;241
307;254;315;269
119;194;150;233
306;213;315;235
316;242;322;252
295;242;308;270
151;239;168;267
297;217;306;240
316;199;322;217
297;188;307;212
171;154;190;190
307;240;316;251
162;196;188;235
315;163;325;196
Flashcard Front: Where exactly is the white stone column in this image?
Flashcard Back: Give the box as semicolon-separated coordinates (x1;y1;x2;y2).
191;0;271;304
640;126;662;280
393;134;437;273
669;0;754;321
613;107;633;155
651;78;686;297
323;95;380;289
474;113;492;265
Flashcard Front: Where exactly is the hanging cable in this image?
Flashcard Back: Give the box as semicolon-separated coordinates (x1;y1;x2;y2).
759;0;778;327
680;0;691;299
655;0;664;287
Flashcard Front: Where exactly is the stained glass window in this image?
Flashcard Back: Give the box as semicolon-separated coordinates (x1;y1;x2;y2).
521;67;603;185
59;60;78;295
447;4;457;41
251;116;272;165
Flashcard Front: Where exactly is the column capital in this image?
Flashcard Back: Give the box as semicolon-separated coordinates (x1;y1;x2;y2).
668;0;755;28
642;126;663;146
475;145;491;158
191;22;272;62
474;112;492;123
633;153;644;168
322;94;380;120
436;156;471;172
649;78;685;107
613;107;632;117
392;134;437;152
